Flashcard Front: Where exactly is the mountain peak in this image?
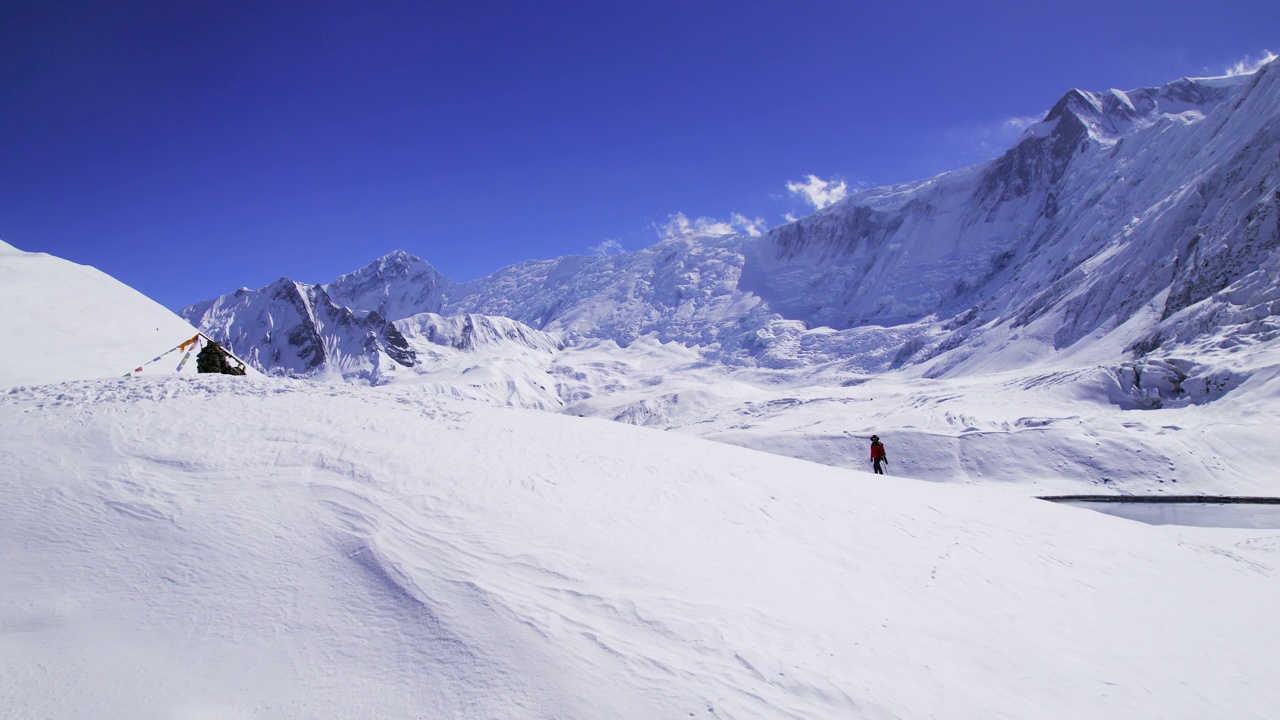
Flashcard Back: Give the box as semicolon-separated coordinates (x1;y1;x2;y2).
323;250;455;323
1041;73;1250;145
1045;88;1102;124
379;248;414;264
355;249;437;276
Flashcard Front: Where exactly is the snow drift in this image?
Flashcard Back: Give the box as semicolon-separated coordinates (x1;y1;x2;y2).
3;376;1278;718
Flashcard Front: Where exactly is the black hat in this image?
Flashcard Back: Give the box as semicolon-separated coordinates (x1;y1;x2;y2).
870;435;879;441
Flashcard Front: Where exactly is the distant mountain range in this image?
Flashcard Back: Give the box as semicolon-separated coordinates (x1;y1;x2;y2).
182;60;1280;399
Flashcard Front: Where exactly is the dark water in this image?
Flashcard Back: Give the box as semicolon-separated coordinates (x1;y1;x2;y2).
1046;498;1280;529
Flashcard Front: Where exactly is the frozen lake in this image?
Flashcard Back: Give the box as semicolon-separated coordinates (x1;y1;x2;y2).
1044;496;1280;529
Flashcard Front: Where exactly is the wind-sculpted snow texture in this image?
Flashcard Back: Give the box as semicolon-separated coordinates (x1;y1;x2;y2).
3;376;1280;718
184;61;1280;388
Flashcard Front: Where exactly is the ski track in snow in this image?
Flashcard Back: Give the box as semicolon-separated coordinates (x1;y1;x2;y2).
3;375;1279;719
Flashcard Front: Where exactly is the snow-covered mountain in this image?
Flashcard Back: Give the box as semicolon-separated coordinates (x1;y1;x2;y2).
182;277;417;382
324;249;455;322
398;311;566;354
184;60;1280;398
387;312;568;408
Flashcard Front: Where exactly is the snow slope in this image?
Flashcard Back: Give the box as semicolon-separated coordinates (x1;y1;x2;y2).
0;239;207;388
3;375;1278;719
387;312;567;408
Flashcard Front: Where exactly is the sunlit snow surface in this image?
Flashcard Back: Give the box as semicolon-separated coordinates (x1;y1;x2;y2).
0;240;207;386
370;330;1280;498
3;376;1279;719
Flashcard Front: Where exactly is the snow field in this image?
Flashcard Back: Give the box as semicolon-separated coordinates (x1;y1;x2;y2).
3;376;1278;718
538;338;1280;496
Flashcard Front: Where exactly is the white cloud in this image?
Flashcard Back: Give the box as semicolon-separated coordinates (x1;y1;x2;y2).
956;114;1044;152
730;213;766;237
656;212;767;241
917;113;1045;174
1002;115;1043;135
1224;50;1277;77
785;175;849;210
590;239;625;256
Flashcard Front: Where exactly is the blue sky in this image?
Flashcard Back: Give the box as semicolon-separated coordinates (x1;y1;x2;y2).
3;1;1278;310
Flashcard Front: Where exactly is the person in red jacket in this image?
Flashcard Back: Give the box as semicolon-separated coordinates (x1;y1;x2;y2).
870;435;888;474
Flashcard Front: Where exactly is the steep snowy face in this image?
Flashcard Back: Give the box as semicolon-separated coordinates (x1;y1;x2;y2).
324;250;455;322
739;62;1280;374
390;312;568;409
991;63;1280;355
977;73;1248;207
441;64;1277;371
181;278;416;381
179;250;446;382
1081;74;1246;141
446;234;767;347
742;167;1000;330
